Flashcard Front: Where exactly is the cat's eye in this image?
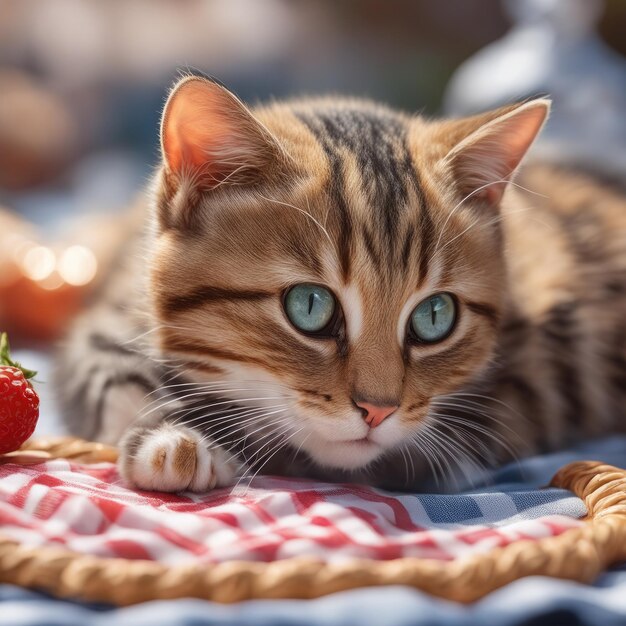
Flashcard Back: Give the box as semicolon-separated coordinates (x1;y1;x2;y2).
409;293;457;343
283;284;338;335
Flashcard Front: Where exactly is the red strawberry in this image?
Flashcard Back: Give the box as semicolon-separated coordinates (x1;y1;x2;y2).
0;333;40;454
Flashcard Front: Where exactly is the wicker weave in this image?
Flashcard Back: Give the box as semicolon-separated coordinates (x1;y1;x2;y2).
0;437;624;605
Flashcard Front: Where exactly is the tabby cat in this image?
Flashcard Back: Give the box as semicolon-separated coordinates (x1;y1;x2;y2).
55;76;626;493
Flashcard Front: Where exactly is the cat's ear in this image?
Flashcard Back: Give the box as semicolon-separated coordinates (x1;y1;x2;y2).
160;76;284;190
441;99;550;207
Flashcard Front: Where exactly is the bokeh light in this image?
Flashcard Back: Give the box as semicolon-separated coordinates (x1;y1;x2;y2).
21;246;56;282
58;245;98;286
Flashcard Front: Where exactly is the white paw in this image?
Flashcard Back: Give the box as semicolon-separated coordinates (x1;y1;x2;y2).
119;423;239;493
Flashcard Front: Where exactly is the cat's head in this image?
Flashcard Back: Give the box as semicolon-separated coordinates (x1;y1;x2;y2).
149;76;549;472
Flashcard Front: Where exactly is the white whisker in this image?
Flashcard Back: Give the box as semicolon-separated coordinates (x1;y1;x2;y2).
256;192;334;247
239;426;305;495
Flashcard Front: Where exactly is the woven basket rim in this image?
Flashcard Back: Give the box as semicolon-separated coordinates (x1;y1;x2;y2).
0;437;625;605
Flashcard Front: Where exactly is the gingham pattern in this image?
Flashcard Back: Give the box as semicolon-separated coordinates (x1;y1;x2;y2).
0;460;586;564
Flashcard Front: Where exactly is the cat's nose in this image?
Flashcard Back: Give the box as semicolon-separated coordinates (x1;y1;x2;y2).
355;401;398;428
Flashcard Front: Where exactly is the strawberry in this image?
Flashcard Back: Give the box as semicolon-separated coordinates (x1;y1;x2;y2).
0;333;40;454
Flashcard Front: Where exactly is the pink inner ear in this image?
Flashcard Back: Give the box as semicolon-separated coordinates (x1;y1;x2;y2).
162;79;261;187
448;102;549;206
165;87;225;172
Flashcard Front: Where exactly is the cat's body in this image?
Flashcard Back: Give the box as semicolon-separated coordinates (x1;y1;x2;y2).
55;78;626;492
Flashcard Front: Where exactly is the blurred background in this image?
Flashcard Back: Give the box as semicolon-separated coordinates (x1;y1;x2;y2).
0;0;625;432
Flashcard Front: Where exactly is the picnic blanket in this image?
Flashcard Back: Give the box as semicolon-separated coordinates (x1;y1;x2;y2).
0;458;586;565
1;435;626;624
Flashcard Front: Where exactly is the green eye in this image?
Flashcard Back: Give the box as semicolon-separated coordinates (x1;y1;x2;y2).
284;284;337;334
410;293;456;343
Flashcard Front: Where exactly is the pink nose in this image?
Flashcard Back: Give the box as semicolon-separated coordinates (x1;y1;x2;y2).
356;402;398;429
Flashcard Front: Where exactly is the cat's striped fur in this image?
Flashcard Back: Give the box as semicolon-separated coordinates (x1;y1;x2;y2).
55;77;626;492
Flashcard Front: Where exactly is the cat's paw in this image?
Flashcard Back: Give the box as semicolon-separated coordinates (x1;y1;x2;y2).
119;423;239;493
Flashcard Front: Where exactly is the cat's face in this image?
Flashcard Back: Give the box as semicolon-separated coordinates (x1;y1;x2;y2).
150;77;548;472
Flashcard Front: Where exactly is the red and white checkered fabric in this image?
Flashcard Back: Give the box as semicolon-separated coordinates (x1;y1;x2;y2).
0;460;584;564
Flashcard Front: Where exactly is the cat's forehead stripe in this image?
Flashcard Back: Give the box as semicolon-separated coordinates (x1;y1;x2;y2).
415;184;434;288
294;112;354;280
296;108;413;223
294;106;432;287
314;109;409;237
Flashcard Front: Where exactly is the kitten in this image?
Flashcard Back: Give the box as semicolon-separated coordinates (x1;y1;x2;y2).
55;76;626;492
